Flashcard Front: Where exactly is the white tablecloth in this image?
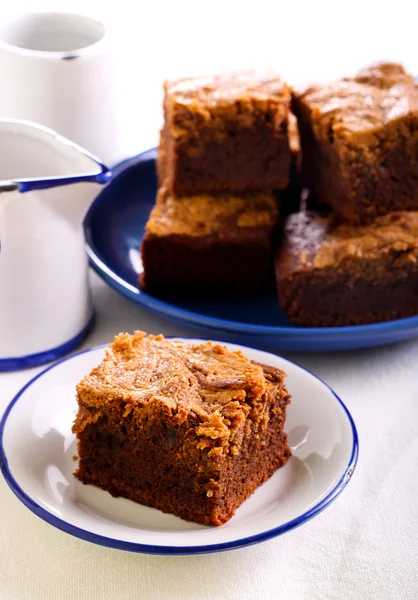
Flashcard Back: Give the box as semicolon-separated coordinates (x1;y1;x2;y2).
1;271;418;600
2;1;418;597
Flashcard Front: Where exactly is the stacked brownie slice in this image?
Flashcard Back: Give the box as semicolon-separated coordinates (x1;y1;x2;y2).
276;62;418;326
141;72;296;295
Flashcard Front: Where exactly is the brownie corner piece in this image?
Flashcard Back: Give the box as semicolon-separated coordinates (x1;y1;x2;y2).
162;71;291;194
292;62;418;223
276;210;418;326
140;187;279;295
73;332;291;526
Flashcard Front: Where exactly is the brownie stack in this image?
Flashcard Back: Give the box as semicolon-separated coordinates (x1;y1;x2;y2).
140;72;297;295
141;63;418;327
276;62;418;326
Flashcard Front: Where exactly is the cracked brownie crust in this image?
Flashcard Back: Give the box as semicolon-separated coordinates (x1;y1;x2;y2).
73;332;291;525
276;210;418;326
292;62;418;224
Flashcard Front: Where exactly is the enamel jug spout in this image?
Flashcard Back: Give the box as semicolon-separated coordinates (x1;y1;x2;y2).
0;119;110;224
0;119;111;371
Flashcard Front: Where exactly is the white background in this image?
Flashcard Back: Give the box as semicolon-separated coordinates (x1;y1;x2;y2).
1;1;418;599
3;0;418;159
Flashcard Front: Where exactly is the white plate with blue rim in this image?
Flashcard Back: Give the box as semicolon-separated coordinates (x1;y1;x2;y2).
0;339;358;555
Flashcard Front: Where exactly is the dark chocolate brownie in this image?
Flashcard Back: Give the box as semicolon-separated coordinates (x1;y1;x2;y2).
160;71;291;195
292;62;418;224
73;332;291;526
276;210;418;326
140;186;279;295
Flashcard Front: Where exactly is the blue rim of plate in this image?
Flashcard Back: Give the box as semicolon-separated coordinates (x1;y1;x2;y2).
84;149;418;344
0;342;359;556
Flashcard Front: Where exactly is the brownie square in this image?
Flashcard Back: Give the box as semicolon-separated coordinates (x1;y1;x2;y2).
275;210;418;326
292;62;418;224
73;332;291;526
140;186;279;295
160;71;291;195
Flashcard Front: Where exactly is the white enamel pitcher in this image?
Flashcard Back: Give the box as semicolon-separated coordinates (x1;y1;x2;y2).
0;12;124;165
0;119;111;371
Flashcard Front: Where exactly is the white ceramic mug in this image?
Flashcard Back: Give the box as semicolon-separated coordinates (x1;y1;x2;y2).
0;12;123;165
0;118;110;371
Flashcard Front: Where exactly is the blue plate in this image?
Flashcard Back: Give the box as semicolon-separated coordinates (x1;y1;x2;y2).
84;149;418;352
